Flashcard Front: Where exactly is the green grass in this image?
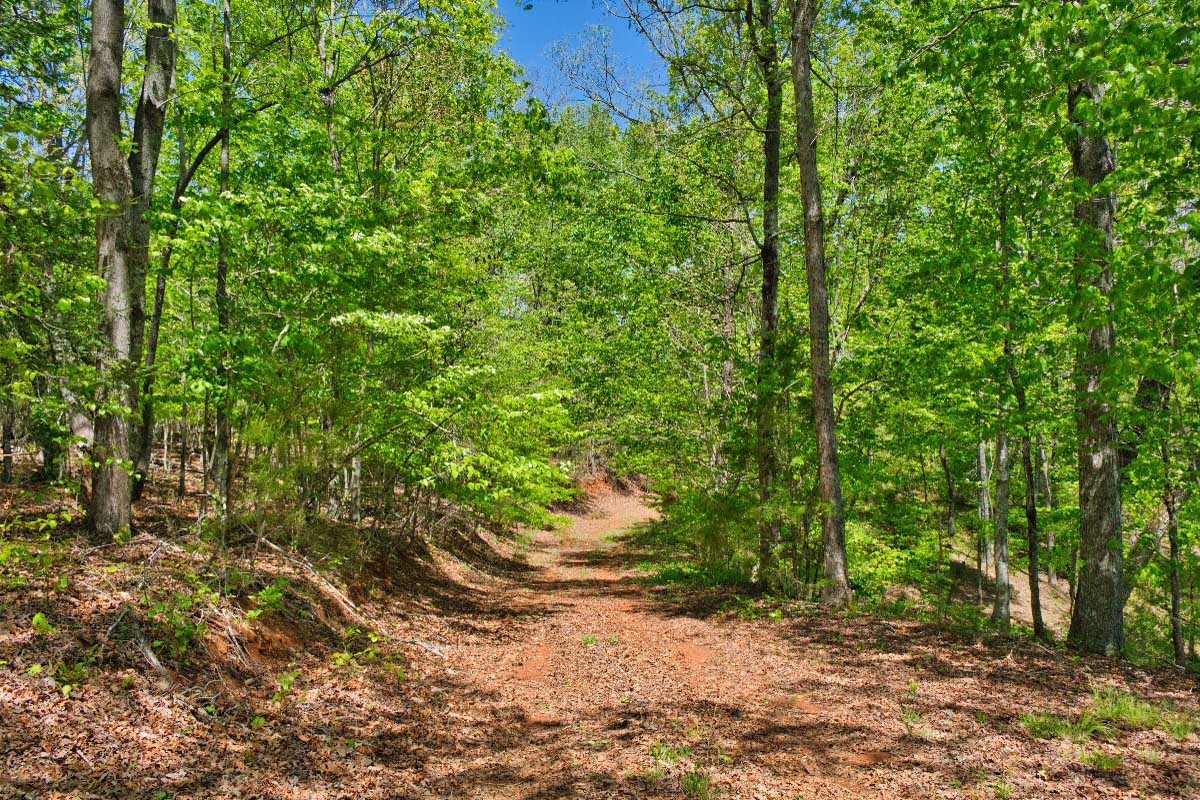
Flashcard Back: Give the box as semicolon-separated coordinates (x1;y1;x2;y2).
579;633;597;646
1091;687;1162;728
1079;750;1123;771
1136;748;1164;764
1020;688;1199;747
989;778;1013;799
1019;710;1112;743
1160;712;1197;741
649;740;691;765
682;770;716;799
1091;686;1198;741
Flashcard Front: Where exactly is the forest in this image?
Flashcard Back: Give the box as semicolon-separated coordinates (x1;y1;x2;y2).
1;0;1198;798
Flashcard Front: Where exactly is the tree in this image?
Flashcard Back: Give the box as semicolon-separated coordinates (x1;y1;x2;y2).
789;0;849;608
1064;60;1123;657
85;0;178;542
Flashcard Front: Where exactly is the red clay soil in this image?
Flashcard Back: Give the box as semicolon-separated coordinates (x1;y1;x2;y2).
3;486;1199;799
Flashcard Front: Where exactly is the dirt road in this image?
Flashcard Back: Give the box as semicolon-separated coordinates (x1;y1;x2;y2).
408;488;1195;799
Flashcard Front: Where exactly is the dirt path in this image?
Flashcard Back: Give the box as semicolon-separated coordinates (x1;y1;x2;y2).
3;486;1195;800
405;489;1196;800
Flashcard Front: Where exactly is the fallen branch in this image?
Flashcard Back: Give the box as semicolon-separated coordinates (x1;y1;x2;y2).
398;638;447;659
256;535;369;626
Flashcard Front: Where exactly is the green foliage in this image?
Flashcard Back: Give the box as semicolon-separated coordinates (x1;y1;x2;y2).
272;668;300;704
246;580;287;620
649;741;691;765
1019;710;1112;743
30;611;54;635
1078;750;1123;772
682;770;716;799
1;0;1198;672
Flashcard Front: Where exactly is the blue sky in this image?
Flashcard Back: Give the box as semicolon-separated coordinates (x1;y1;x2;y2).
493;0;665;107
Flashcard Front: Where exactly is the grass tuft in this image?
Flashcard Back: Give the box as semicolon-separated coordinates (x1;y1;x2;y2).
682;770;716;799
1079;749;1122;771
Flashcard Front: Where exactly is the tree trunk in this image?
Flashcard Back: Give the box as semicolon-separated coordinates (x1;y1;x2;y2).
992;427;1011;632
134;113;188;499
316;0;341;175
1065;75;1124;656
977;434;992;582
1012;374;1045;639
791;0;850;609
1;409;13;484
177;395;188;499
85;0;176;542
1040;434;1055;588
1164;445;1184;667
938;441;955;579
85;0;135;542
212;0;234;540
747;0;784;590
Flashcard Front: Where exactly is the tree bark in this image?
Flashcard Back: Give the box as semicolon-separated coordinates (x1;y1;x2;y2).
212;0;234;539
938;441;954;578
85;0;135;542
977;434;991;588
1011;373;1045;639
85;0;176;541
134;114;188;499
1164;445;1184;667
1;409;13;484
791;0;850;609
992;427;1011;632
747;0;784;590
1065;75;1124;656
1039;434;1055;587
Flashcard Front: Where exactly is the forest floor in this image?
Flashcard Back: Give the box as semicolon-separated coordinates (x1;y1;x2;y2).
2;480;1199;799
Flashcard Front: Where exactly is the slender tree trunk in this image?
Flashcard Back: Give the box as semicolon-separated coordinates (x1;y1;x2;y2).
1012;374;1045;639
992;427;1011;632
1;409;13;484
134;115;188;499
1164;445;1185;666
177;394;188;499
745;0;784;590
977;434;991;590
791;0;850;608
212;0;233;540
1065;74;1124;656
938;441;955;579
316;0;341;175
1040;434;1056;588
85;0;176;542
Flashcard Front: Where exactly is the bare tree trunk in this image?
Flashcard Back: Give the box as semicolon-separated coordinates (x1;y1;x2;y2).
977;434;991;594
1;409;13;484
1065;74;1124;656
316;0;341;174
85;0;133;542
1039;434;1056;588
134;114;188;499
791;0;850;609
745;0;784;590
1012;374;1045;639
992;427;1011;632
177;394;188;499
212;0;234;540
938;441;955;578
1164;445;1185;667
85;0;176;542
